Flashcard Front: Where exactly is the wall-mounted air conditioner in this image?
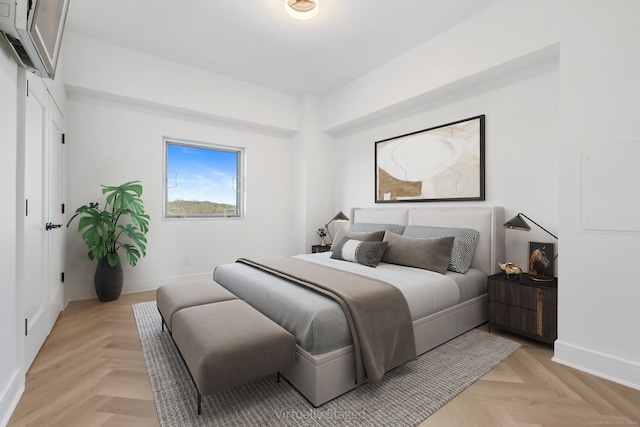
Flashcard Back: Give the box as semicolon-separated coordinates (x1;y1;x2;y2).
0;0;70;79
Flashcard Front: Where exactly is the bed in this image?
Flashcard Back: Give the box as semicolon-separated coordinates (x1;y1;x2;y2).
213;206;505;406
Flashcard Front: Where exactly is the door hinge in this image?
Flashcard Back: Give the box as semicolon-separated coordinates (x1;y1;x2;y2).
25;319;28;336
61;133;65;144
25;199;28;216
26;79;29;97
61;272;65;283
61;203;65;214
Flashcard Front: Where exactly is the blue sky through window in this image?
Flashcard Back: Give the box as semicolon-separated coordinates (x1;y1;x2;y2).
167;143;239;206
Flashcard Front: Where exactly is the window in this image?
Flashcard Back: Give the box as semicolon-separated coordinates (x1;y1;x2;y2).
164;138;243;218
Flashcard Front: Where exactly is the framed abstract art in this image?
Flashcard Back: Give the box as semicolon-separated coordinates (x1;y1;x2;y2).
375;115;485;203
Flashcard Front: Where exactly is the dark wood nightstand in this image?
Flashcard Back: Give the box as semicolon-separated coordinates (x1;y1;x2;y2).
311;244;331;253
488;272;558;344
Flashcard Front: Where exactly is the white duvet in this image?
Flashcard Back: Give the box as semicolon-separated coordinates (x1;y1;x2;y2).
295;252;463;321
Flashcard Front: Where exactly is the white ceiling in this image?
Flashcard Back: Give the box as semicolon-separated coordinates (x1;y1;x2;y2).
65;0;500;96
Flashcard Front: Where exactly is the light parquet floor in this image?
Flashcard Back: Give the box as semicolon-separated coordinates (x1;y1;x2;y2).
8;291;640;427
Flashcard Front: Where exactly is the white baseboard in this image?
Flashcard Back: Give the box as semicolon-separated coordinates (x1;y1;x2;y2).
553;340;640;391
65;272;213;302
0;369;24;427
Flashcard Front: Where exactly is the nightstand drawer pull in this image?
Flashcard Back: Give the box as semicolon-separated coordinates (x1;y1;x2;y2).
536;289;543;336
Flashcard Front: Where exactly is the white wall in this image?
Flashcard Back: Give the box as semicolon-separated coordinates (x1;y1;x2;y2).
61;34;341;300
0;42;23;427
321;0;560;134
330;56;559;271
323;0;640;391
291;95;336;254
65;94;297;299
325;0;561;271
554;0;640;389
63;33;301;135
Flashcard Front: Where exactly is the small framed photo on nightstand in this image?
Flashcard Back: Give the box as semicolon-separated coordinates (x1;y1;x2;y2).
528;242;555;279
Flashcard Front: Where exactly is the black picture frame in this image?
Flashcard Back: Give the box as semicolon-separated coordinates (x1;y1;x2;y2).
375;115;485;203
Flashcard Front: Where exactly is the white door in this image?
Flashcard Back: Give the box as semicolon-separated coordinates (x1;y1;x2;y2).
23;75;49;369
46;96;65;327
22;74;66;369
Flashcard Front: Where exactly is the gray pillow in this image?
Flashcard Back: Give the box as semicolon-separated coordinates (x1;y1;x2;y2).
403;225;480;274
330;238;389;268
381;231;454;274
331;229;385;249
350;222;405;235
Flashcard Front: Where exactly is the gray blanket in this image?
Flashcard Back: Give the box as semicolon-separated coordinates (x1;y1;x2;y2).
237;257;416;385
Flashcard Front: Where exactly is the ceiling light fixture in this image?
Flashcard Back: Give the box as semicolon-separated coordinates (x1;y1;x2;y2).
284;0;319;20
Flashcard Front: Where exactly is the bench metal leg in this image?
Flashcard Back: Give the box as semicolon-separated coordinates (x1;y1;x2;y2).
197;392;202;415
158;308;165;333
277;372;281;383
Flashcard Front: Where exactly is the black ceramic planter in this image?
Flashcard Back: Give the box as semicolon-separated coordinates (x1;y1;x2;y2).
94;257;124;302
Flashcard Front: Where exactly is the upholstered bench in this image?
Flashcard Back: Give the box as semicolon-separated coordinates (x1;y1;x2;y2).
156;280;296;415
156;280;237;332
172;300;296;414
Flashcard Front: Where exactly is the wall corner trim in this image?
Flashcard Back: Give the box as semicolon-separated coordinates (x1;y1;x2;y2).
0;368;25;427
553;340;640;392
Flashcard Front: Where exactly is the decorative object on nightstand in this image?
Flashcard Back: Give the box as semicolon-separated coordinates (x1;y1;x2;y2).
528;241;555;278
316;227;327;246
324;211;350;244
504;212;558;282
488;272;557;343
498;262;522;280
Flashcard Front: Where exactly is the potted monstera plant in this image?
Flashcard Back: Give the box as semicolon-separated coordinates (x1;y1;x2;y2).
67;180;150;301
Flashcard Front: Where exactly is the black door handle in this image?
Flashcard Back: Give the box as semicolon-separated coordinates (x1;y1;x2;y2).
45;222;62;231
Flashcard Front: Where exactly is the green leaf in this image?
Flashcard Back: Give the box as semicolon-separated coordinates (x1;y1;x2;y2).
118;224;147;256
106;252;120;267
121;244;141;266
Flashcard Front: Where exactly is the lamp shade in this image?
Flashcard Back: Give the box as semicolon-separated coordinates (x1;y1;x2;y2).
504;213;557;240
504;214;531;231
324;211;349;244
331;211;349;223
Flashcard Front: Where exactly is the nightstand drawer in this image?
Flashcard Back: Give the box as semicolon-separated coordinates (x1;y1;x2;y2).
489;301;537;335
487;272;557;344
488;280;538;310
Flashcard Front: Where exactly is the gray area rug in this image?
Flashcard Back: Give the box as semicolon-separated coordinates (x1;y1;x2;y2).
133;300;520;426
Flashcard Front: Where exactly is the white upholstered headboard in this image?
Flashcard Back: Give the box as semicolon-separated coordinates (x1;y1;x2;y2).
351;206;505;276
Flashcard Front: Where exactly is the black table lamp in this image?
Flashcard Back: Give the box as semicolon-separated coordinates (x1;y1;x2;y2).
504;213;558;281
325;211;349;243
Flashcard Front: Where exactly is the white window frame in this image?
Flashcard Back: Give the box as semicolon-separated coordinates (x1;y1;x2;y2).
163;137;244;219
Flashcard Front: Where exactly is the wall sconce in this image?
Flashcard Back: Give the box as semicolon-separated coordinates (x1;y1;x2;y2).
325;211;349;243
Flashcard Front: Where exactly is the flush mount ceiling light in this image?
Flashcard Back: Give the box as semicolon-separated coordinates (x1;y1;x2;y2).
284;0;319;20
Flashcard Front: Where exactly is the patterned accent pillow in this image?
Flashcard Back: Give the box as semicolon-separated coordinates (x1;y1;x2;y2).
330;238;389;268
350;222;406;235
403;225;480;273
381;231;454;274
331;229;385;250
